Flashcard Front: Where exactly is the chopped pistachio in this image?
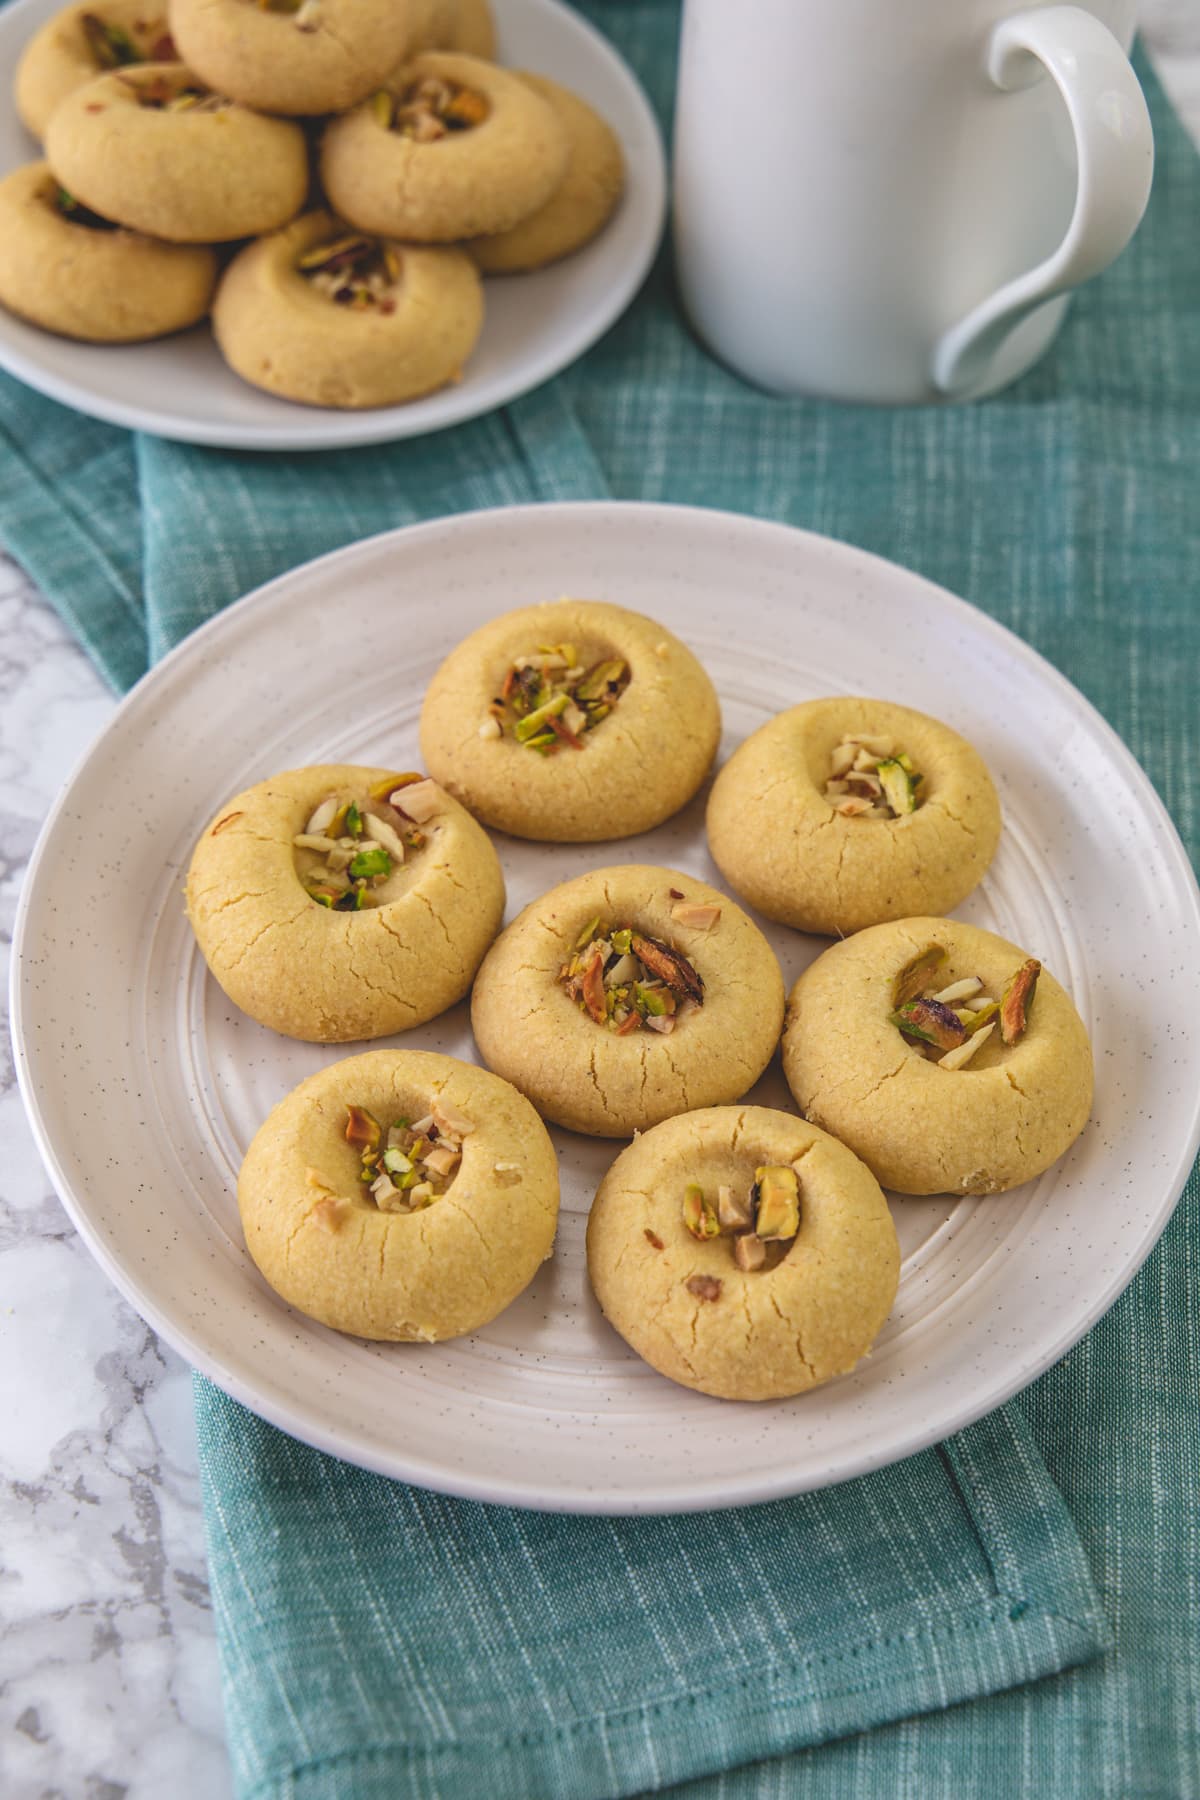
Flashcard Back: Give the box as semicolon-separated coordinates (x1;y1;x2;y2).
826;733;922;816
999;959;1041;1045
348;845;391;881
877;758;917;815
893;945;947;1007
891;997;968;1051
497;646;629;752
574;658;627;702
82;12;139;67
382;1148;413;1176
683;1183;720;1241
753;1166;800;1241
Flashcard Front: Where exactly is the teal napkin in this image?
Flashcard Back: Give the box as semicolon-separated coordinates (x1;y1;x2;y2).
4;4;1199;1795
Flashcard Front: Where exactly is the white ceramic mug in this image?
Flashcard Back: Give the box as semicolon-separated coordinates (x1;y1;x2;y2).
673;0;1154;403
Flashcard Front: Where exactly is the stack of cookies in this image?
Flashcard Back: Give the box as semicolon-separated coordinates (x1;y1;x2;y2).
1;0;624;407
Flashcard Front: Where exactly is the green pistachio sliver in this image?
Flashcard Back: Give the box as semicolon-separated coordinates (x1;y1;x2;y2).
382;1148;413;1176
344;801;364;838
371;88;394;127
574;658;626;702
892;944;946;1008
636;983;668;1017
754;1166;800;1241
82;12;139;66
964;1000;999;1033
891;997;967;1050
514;691;569;742
683;1184;720;1241
575;916;601;948
877;758;917;816
349;845;391;881
611;927;633;955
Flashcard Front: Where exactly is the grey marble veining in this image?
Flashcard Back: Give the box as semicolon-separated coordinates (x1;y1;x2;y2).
2;18;1198;1793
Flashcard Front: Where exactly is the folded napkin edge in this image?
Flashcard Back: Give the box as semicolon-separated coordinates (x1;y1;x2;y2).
231;1592;1107;1800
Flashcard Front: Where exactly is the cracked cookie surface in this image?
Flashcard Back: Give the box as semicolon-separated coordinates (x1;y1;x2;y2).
706;697;1001;935
470;864;784;1136
586;1105;899;1400
782;916;1093;1195
419;598;721;842
239;1048;559;1340
186;762;504;1042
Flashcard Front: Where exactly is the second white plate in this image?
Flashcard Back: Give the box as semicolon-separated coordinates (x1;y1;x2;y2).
0;0;666;448
12;502;1200;1511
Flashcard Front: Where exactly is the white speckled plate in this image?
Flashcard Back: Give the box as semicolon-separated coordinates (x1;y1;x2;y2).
0;0;665;449
12;503;1200;1512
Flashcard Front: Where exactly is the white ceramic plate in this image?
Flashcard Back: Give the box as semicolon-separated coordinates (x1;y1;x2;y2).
0;0;665;449
13;502;1200;1513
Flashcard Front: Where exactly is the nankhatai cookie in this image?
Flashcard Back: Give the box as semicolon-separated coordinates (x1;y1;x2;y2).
469;75;623;273
587;1106;899;1399
782;916;1093;1195
15;0;178;140
45;65;308;242
0;162;215;341
404;0;496;57
186;765;505;1042
419;599;721;842
239;1049;559;1341
213;211;482;408
321;53;568;242
471;865;784;1137
707;697;1002;935
442;0;496;58
167;0;420;117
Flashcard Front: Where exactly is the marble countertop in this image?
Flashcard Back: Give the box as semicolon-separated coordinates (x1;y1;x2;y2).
4;14;1199;1795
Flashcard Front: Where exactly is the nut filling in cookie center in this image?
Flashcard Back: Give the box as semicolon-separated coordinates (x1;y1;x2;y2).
296;233;403;312
823;733;924;819
343;1098;475;1213
558;918;704;1035
680;1163;802;1279
889;944;1041;1070
121;71;230;111
372;77;490;141
292;775;438;910
81;11;176;67
481;643;630;753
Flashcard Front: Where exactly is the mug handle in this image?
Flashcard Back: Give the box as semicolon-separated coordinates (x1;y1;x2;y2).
932;4;1154;396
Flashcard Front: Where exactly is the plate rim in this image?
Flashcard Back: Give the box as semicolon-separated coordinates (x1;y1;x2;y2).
0;0;667;450
12;499;1200;1513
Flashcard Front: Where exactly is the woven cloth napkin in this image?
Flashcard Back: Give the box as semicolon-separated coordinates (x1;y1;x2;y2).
4;3;1199;1795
